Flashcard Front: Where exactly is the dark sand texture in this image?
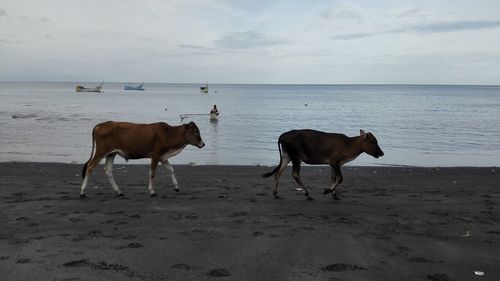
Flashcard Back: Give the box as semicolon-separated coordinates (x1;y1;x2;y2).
1;162;499;281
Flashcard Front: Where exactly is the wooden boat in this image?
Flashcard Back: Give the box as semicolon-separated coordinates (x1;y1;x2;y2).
124;82;145;91
200;83;208;94
179;113;219;121
76;81;103;93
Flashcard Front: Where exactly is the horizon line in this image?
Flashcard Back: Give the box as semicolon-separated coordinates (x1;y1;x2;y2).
1;80;499;87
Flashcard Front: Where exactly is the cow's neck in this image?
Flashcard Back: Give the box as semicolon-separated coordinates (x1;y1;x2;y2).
164;125;189;150
346;135;364;158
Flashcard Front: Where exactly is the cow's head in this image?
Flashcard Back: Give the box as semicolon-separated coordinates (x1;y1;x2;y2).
185;122;205;148
360;130;384;158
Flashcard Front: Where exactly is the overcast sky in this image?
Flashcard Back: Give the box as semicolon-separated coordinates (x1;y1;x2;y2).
1;0;499;84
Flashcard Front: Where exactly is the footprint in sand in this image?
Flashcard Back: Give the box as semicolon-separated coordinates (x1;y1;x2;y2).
321;263;365;271
88;230;102;237
426;273;450;281
115;242;144;249
230;212;247;217
63;259;89;267
121;234;138;240
63;259;129;271
206;268;230;277
172;263;198;271
16;258;32;264
12;192;27;197
71;236;85;242
407;256;434;263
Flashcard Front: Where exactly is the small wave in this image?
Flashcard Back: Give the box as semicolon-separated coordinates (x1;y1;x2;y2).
11;114;38;119
36;116;72;122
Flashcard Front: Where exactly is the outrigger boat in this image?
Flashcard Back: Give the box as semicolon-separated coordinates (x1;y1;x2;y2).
124;82;145;91
76;80;103;93
200;83;208;94
179;113;219;121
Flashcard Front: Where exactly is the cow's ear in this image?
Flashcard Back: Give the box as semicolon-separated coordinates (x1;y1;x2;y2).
360;129;366;135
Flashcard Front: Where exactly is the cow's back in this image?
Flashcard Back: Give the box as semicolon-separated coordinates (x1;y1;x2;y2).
93;121;163;158
279;129;349;164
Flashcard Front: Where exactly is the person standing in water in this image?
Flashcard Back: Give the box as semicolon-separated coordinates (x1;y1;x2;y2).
210;105;219;121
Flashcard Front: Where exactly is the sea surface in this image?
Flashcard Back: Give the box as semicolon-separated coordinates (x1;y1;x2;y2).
1;82;499;167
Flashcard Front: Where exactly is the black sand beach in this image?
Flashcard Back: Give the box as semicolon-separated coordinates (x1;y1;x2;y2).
0;162;499;280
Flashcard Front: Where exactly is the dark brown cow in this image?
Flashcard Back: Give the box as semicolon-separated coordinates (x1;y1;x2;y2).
79;121;205;198
262;129;384;200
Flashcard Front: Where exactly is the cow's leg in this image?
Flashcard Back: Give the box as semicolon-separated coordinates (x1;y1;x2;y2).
273;152;290;199
324;165;343;200
80;149;107;198
161;159;179;192
291;161;313;200
148;159;159;197
104;153;123;196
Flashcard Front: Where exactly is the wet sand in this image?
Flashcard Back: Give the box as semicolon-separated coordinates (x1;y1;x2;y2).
0;162;499;281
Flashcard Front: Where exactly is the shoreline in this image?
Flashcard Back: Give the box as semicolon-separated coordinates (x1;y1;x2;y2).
1;161;498;169
1;162;499;280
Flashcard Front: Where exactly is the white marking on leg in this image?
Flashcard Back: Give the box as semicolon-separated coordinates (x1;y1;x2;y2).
273;152;290;195
330;178;340;192
161;159;178;190
80;175;89;195
104;155;122;195
148;169;155;195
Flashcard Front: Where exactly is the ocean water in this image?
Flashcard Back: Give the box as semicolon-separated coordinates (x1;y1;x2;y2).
0;82;499;167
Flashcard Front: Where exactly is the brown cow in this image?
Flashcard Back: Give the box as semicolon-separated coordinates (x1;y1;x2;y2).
262;129;384;200
79;121;205;198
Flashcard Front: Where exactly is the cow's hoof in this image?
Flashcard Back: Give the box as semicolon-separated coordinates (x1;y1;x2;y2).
80;194;86;199
115;193;125;197
323;188;332;195
173;188;179;193
306;196;314;201
274;195;282;199
150;193;158;197
333;194;341;200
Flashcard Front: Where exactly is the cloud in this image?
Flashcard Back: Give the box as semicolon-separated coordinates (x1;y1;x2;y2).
316;3;364;24
395;7;422;18
0;9;6;17
0;37;22;44
333;19;500;40
38;17;51;23
410;20;500;33
178;44;210;50
333;32;374;40
214;31;285;49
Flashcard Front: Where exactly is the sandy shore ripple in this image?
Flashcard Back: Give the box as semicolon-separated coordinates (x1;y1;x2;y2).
1;162;499;280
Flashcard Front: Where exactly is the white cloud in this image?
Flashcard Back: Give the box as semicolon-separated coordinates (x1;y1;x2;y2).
214;31;286;49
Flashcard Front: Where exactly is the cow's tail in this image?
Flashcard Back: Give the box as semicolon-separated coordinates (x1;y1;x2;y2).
82;126;96;179
262;136;283;178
